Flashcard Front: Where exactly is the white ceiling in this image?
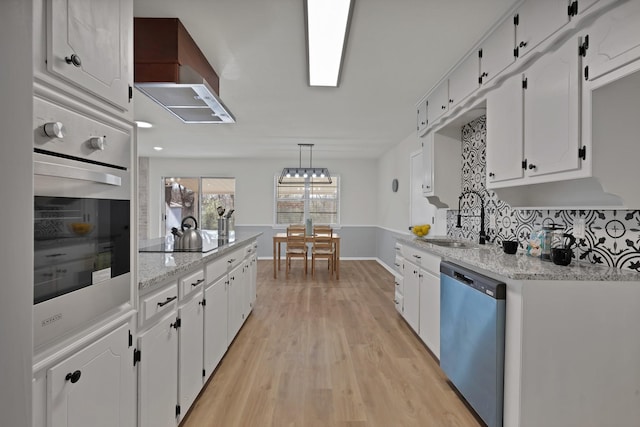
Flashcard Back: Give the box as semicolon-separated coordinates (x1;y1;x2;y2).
133;0;519;160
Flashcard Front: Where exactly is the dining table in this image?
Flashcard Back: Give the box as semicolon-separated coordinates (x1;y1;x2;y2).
272;232;340;279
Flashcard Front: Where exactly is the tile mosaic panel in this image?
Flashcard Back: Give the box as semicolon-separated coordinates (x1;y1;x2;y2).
447;116;640;273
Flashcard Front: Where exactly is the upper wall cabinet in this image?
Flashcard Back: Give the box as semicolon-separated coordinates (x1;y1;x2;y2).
422;131;461;208
582;0;640;82
448;54;480;109
479;17;516;86
46;0;133;113
575;0;600;16
514;0;570;59
426;80;450;126
417;98;428;136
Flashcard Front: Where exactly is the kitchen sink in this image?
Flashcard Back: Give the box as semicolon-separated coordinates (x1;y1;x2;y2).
424;239;474;249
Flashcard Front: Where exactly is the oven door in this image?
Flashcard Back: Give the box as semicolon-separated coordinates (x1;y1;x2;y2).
33;152;132;349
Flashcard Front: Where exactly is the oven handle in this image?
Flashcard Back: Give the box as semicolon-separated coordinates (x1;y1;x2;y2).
34;160;122;186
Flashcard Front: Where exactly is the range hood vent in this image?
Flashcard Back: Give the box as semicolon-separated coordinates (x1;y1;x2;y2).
134;18;235;124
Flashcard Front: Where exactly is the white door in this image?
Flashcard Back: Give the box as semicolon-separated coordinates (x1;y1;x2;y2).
486;74;525;184
204;276;229;379
516;0;570;58
138;314;179;427
228;263;244;344
250;254;258;309
178;293;205;419
524;38;581;177
47;0;132;111
402;261;420;333
419;269;441;359
47;323;135;427
411;149;435;228
480;17;516;85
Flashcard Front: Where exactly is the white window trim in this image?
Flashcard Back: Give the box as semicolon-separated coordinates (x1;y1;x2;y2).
273;174;341;228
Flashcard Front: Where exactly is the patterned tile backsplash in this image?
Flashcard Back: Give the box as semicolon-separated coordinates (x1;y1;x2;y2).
447;116;640;273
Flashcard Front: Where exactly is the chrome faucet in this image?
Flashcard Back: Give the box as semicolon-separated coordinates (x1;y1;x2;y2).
456;190;486;245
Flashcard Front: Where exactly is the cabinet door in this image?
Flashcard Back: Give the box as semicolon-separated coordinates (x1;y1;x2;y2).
448;53;479;107
250;254;257;309
178;294;205;419
227;263;244;345
524;38;581;177
417;98;428;136
47;0;132;111
516;0;570;58
47;323;134;427
426;80;449;125
419;270;441;359
486;75;524;184
480;17;516;85
402;261;420;333
584;0;640;81
204;276;228;378
138;314;179;427
421;133;434;196
576;0;599;15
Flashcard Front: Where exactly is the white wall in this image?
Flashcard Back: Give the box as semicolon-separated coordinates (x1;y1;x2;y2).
144;156;378;238
0;1;33;426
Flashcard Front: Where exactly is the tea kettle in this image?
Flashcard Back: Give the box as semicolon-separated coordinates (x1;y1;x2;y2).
179;216;203;251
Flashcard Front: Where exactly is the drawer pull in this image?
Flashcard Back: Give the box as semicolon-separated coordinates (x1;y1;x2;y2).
157;296;177;307
413;254;421;259
191;278;204;287
394;263;400;267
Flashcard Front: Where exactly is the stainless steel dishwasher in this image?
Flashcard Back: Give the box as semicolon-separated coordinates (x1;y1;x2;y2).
440;261;506;427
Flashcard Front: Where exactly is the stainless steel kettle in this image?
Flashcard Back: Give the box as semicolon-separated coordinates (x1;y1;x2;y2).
179;216;203;251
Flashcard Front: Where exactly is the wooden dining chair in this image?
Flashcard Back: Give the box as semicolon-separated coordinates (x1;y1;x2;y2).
312;229;335;277
313;225;335;274
286;225;307;278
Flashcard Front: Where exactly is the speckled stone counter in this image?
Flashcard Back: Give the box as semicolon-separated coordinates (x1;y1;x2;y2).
138;232;262;292
397;235;640;282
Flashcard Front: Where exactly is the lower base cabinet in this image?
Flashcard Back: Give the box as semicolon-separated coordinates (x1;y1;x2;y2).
137;312;179;427
204;275;228;379
418;269;440;359
178;292;205;421
46;323;135;427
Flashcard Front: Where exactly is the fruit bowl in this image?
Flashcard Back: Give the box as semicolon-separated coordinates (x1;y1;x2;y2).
69;222;94;236
411;224;431;237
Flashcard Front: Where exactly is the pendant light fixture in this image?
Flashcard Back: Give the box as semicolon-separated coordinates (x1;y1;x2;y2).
279;144;332;184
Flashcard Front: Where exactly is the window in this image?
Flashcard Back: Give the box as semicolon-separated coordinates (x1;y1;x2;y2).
275;176;339;225
163;177;235;235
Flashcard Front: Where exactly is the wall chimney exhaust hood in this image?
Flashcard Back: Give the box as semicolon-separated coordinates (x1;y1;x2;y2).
134;18;235;124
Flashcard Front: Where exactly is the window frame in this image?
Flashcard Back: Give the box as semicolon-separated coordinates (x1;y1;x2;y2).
273;174;340;227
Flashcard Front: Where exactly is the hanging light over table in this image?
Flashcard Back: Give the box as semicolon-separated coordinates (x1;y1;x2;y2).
279;144;332;184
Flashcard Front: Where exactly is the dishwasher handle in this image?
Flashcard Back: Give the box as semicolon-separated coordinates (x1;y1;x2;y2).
454;271;474;285
441;261;506;300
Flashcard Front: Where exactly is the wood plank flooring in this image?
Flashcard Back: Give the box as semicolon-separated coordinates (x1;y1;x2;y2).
181;260;482;427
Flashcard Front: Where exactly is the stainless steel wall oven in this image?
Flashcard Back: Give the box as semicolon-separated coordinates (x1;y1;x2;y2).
33;96;132;349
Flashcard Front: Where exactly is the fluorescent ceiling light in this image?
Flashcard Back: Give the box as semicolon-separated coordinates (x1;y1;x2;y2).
306;0;354;87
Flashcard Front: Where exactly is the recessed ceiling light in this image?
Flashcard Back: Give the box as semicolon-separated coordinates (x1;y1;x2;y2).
135;121;153;128
305;0;354;87
153;146;163;151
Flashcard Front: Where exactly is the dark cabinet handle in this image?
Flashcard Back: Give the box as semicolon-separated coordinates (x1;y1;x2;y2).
441;105;446;110
157;296;177;307
528;163;537;170
65;54;82;67
519;41;527;48
481;72;488;77
191;278;204;287
65;370;81;383
489;172;495;177
449;99;453;103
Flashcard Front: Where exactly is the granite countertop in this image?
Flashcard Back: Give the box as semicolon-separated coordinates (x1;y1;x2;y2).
396;235;640;282
138;231;262;292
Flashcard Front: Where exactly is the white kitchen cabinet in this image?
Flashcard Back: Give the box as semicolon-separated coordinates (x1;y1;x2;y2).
583;0;640;82
138;312;179;427
416;98;428;136
480;17;516;86
227;263;245;345
421;131;462;208
575;0;600;16
47;323;134;427
486;74;524;184
515;0;570;59
178;291;205;421
448;53;479;108
204;275;228;379
46;0;133;111
426;80;449;125
418;268;440;359
249;253;258;309
402;260;421;334
523;37;581;178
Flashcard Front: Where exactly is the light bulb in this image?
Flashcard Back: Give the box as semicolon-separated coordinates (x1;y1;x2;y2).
286;171;291;178
312;172;317;178
303;171;308;178
320;172;325;178
295;172;299;178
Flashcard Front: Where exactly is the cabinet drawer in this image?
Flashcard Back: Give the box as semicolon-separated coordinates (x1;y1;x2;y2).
394;274;404;296
227;249;244;269
394;255;404;273
206;257;228;284
401;245;441;275
244;243;255;257
394;291;403;314
142;284;178;322
179;269;205;299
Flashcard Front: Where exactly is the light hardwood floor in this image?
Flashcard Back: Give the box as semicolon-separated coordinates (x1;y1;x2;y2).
181;260;482;427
